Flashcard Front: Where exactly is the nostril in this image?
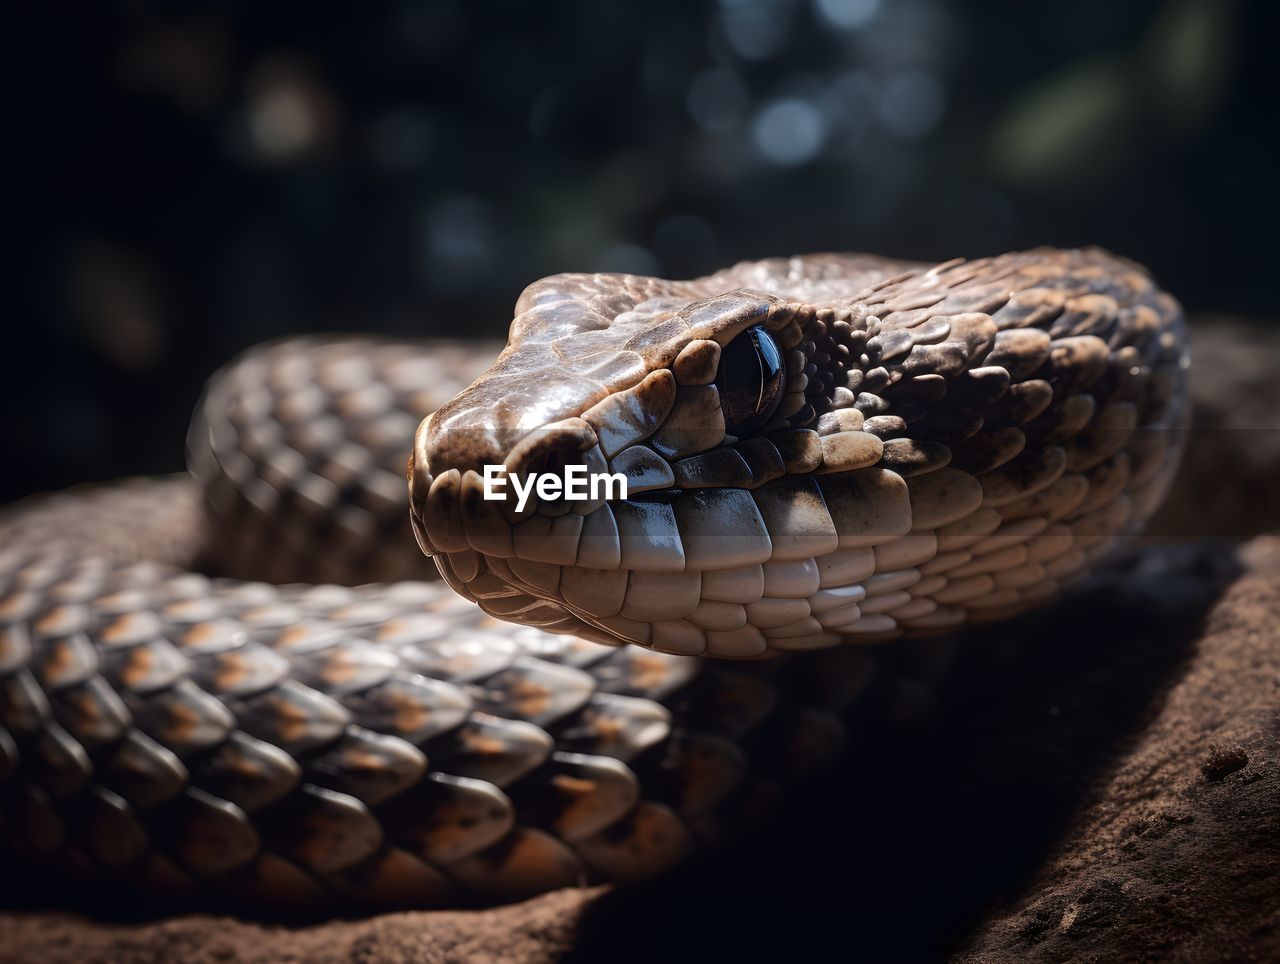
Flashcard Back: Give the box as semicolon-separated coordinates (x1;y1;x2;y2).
537;448;569;478
415;414;615;553
501;418;598;478
498;417;604;516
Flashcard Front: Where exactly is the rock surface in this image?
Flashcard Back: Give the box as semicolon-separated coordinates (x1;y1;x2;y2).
0;887;601;963
953;536;1280;962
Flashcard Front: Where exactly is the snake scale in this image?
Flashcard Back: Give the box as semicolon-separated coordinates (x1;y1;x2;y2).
0;248;1187;911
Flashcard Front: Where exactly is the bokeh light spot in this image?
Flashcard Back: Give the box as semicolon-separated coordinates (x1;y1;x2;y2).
752;98;827;166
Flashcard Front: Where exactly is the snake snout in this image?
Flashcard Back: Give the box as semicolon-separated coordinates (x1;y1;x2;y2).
410;410;608;550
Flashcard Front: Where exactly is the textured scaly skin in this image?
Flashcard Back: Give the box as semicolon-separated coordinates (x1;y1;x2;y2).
0;249;1186;910
412;249;1187;655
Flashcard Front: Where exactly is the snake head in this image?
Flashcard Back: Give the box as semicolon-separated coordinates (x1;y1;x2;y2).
410;251;1187;658
409;259;921;657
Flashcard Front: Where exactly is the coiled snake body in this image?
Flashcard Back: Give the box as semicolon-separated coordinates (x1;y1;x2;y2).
0;248;1187;909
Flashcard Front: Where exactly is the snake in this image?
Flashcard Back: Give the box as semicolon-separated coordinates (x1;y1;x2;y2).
0;247;1187;911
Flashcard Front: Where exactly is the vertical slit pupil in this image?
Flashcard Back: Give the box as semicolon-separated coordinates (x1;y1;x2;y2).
715;326;786;435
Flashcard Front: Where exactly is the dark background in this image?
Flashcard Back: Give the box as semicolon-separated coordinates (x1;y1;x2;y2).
4;0;1276;503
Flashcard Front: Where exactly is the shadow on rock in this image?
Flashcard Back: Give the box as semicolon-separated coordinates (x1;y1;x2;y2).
570;541;1242;963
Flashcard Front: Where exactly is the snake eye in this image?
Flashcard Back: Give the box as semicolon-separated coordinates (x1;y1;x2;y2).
716;326;786;436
